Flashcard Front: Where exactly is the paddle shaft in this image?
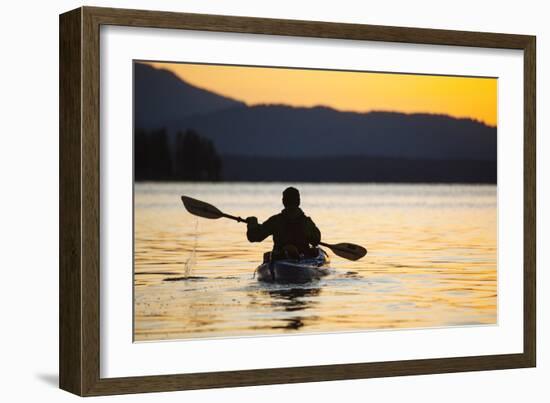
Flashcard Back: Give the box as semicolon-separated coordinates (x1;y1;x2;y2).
217;215;359;258
222;213;246;223
223;215;338;247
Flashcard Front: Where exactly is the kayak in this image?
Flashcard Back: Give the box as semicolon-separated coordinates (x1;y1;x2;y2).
256;248;331;284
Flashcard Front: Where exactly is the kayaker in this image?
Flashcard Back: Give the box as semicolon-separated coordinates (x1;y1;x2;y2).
246;187;321;259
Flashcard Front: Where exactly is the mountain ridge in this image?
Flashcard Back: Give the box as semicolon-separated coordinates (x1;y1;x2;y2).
166;104;496;160
134;62;497;163
134;62;246;129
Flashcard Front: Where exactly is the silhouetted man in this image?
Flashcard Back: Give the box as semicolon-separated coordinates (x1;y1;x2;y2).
246;187;321;259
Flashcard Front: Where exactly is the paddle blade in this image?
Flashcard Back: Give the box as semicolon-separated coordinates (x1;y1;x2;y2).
181;196;224;219
321;242;367;261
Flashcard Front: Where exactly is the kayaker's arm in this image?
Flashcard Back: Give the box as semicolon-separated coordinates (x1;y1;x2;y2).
305;217;321;246
246;216;274;242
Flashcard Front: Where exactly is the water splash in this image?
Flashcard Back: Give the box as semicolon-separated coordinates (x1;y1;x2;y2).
182;218;199;278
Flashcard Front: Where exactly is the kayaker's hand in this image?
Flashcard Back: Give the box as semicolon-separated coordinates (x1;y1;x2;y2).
246;216;258;226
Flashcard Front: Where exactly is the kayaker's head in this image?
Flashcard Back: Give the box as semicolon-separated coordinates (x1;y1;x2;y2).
282;187;300;208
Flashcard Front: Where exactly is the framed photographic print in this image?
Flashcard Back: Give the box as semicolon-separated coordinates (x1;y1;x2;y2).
59;6;536;396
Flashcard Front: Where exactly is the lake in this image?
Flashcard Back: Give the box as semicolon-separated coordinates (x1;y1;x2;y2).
134;182;497;341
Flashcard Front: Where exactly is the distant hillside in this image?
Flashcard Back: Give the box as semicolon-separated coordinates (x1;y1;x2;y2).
168;105;496;161
134;62;497;183
134;62;245;129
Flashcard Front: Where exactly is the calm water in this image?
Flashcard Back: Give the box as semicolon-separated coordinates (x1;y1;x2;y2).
134;183;497;341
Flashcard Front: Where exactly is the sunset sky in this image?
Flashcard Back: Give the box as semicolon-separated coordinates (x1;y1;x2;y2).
146;61;497;127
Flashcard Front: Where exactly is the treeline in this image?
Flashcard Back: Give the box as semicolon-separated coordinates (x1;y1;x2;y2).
221;155;497;184
135;129;222;181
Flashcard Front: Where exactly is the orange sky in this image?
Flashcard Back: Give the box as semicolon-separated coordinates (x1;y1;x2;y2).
146;61;497;127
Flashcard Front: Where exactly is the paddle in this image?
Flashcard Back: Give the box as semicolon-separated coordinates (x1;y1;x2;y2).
181;195;246;223
318;242;366;261
181;195;367;261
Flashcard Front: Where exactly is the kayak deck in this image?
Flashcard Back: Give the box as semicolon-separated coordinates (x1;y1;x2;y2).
256;248;330;284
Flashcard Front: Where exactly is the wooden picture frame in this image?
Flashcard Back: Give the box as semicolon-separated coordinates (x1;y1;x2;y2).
59;6;536;396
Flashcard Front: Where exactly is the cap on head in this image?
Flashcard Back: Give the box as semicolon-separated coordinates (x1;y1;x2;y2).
282;187;300;208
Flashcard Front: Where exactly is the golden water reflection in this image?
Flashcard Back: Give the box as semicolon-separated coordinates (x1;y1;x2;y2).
134;183;497;341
